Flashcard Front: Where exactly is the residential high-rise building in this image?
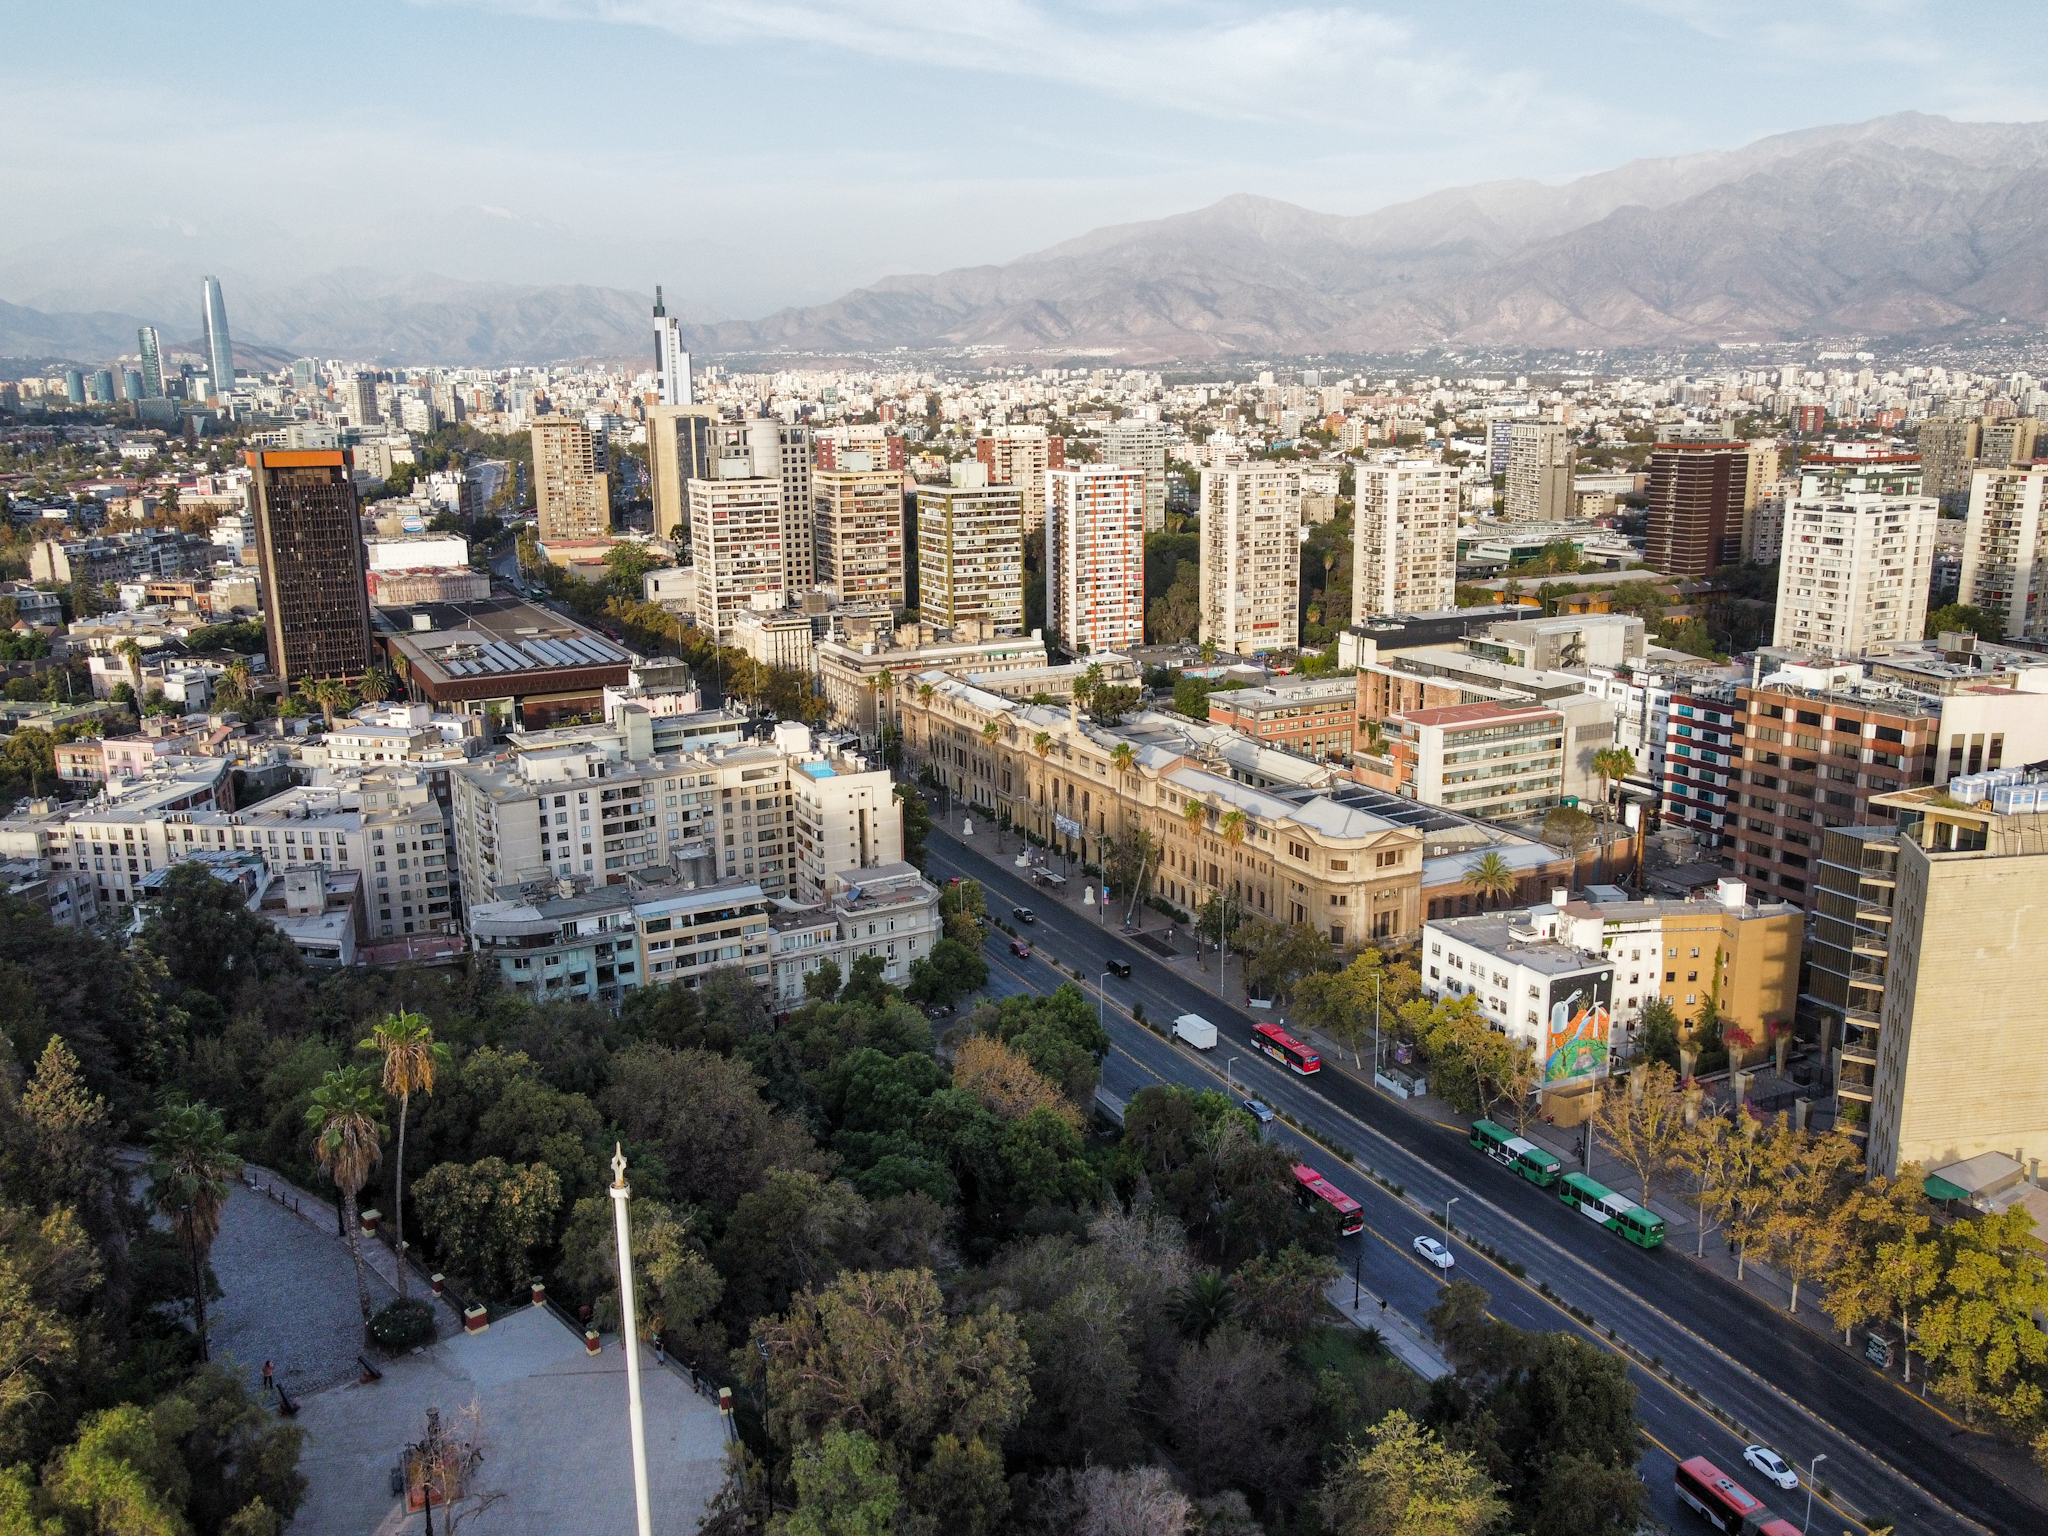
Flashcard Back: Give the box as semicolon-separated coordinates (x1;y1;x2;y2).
814;467;906;610
1504;423;1574;522
688;465;785;641
917;463;1024;632
647;404;717;545
1978;414;2039;469
976;426;1065;533
1199;462;1300;654
1100;420;1168;533
1959;466;2048;640
246;449;375;686
652;286;691;407
340;373;379;428
763;422;816;595
1046;463;1145;656
1351;457;1458;619
1645;442;1751;576
531;416;612;543
1771;460;1936;657
1915;417;1980;505
136;326;165;398
200;276;234;403
816;426;904;472
1486;419;1515;477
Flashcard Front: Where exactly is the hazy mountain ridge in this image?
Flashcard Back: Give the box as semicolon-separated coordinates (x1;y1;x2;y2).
10;113;2048;365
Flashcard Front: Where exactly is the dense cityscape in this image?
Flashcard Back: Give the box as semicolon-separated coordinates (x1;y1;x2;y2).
12;9;2048;1536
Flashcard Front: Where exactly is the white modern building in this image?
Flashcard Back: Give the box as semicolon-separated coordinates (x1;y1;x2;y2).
1199;461;1301;654
1100;420;1169;532
1352;457;1458;619
1047;463;1146;656
1772;462;1936;658
688;470;785;640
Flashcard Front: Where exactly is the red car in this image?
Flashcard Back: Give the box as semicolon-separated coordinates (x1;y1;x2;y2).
1010;940;1032;958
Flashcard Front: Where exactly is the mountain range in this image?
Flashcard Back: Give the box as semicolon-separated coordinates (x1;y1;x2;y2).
9;113;2048;367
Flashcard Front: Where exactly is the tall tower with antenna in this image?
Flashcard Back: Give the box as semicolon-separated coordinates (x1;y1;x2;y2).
653;287;691;407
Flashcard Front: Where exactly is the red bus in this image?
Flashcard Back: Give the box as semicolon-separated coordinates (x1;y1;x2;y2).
1253;1022;1320;1074
1674;1458;1772;1536
1292;1163;1364;1236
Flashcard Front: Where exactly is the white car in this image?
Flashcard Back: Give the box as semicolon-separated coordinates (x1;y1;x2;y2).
1412;1235;1455;1270
1743;1445;1799;1492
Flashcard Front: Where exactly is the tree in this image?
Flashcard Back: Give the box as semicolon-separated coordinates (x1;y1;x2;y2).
1592;1064;1685;1208
1542;805;1596;856
138;862;303;1007
1824;1169;1931;1352
1634;998;1681;1068
357;1010;448;1299
411;1157;563;1301
1764;1127;1861;1314
1591;747;1635;809
905;939;987;1008
563;1192;723;1351
1295;950;1418;1068
894;782;930;870
601;1044;821;1217
114;638;145;699
1465;851;1520;911
1666;1111;1737;1259
306;1065;386;1325
952;1037;1077;1127
1917;1206;2048;1426
1166;1326;1312;1503
757;1268;1031;1479
1925;602;2005;643
147;1099;240;1361
1228;1244;1337;1348
1315;1409;1506;1536
782;1428;900;1536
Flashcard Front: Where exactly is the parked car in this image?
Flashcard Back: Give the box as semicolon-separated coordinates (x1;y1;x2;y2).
1106;959;1132;977
1742;1446;1799;1492
1010;940;1033;958
1412;1236;1454;1270
1239;1098;1274;1124
1012;906;1036;923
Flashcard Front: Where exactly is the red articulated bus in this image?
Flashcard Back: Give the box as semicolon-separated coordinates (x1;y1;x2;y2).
1253;1022;1320;1074
1292;1163;1364;1236
1674;1458;1776;1536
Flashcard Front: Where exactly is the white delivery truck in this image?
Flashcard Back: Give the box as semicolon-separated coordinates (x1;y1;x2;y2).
1171;1013;1218;1051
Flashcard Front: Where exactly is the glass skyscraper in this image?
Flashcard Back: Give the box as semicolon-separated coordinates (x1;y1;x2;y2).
201;276;234;401
136;325;165;398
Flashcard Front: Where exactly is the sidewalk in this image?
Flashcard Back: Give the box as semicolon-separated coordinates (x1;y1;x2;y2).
1322;1277;1450;1381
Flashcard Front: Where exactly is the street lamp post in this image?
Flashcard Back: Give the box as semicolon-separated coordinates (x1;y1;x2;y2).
1444;1195;1460;1236
1098;973;1112;1031
609;1146;654;1536
1224;1056;1240;1095
1802;1455;1826;1535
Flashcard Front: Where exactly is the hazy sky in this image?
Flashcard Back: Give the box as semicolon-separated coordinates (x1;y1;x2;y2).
7;0;2048;319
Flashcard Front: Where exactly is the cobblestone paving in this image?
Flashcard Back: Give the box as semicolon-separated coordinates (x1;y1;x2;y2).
208;1179;399;1399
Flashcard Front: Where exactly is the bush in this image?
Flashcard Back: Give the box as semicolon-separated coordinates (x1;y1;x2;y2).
369;1296;437;1351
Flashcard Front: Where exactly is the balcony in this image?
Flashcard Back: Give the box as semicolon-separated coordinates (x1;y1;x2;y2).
1851;936;1890;961
1842;1002;1882;1028
1854;904;1893;925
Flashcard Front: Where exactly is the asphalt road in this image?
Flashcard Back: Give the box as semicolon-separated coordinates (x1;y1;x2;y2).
928;825;2031;1536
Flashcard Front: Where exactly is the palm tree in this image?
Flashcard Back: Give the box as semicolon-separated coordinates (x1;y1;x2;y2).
1110;742;1136;778
1591;747;1636;810
982;720;1001;744
218;657;252;709
916;683;935;705
299;677;350;730
358;665;394;705
1220;809;1247;850
1182;798;1207;837
1078;662;1104;713
147;1100;240;1362
358;1010;448;1300
1032;731;1053;759
1468;850;1519;911
114;638;145;700
307;1065;387;1326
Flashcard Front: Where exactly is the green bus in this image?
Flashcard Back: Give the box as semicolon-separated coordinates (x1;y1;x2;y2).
1468;1119;1563;1187
1557;1173;1666;1249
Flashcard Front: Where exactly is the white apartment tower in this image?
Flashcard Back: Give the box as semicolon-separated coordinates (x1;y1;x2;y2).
814;467;906;610
1959;466;2048;640
1772;464;1936;658
1047;464;1146;656
652;287;692;407
1199;462;1301;654
689;451;785;640
1506;423;1575;523
917;463;1024;632
1100;420;1169;532
1352;457;1459;619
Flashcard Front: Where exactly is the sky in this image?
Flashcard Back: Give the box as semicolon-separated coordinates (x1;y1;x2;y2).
6;0;2048;322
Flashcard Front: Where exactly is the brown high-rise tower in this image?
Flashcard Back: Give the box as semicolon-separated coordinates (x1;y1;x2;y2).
247;449;375;686
1646;442;1750;577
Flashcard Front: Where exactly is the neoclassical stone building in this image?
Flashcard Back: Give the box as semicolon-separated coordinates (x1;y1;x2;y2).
888;673;1424;945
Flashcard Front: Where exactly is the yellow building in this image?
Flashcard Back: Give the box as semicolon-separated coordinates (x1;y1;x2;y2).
891;677;1422;945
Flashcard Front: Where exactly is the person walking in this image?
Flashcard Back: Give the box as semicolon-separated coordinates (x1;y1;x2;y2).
261;1360;274;1396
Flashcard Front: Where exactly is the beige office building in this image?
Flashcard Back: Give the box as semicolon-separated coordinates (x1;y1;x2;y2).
532;416;611;542
814;468;906;610
1200;461;1300;654
688;474;784;640
916;466;1023;632
1353;457;1458;619
1859;787;2048;1179
646;404;716;545
976;427;1061;533
1506;423;1575;523
1959;466;2048;640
